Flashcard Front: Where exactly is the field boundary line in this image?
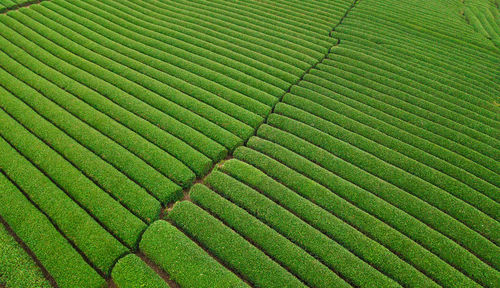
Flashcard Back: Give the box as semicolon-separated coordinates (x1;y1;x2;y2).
150;0;364;285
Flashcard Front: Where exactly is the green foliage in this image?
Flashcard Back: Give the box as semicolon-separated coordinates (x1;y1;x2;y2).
298;77;500;175
140;220;248;288
0;18;197;187
111;254;168;288
43;0;267;132
281;89;500;198
0;0;499;287
190;183;350;288
83;0;302;84
0;47;182;205
0;104;146;249
306;67;499;156
168;201;306;288
0;122;127;276
272;103;500;220
219;158;450;287
203;170;402;287
0;173;104;288
0;223;52;288
0;87;161;223
243;135;500;287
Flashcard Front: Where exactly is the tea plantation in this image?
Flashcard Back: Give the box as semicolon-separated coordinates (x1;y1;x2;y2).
0;0;498;287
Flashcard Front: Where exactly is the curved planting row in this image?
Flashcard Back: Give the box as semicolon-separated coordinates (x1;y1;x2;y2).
0;0;36;13
139;220;249;288
111;254;169;288
137;0;499;287
3;0;353;151
0;168;106;288
1;0;499;287
156;131;498;287
463;0;500;47
0;220;52;288
0;0;356;286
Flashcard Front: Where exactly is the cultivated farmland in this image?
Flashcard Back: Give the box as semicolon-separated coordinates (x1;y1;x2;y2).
0;0;499;287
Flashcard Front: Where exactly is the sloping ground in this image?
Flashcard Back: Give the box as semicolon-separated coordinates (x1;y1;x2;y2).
0;222;52;288
0;0;499;287
0;0;40;13
463;0;500;47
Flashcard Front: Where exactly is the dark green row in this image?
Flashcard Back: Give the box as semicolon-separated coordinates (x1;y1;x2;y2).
0;153;106;287
140;220;248;288
0;219;52;288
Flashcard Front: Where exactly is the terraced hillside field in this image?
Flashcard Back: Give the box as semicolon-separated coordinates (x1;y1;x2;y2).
0;0;498;287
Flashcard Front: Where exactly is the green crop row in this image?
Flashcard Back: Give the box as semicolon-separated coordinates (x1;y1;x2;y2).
140;220;249;288
154;0;332;55
61;0;274;118
324;50;498;126
0;17;200;186
115;0;310;71
93;0;292;95
298;77;499;175
345;4;498;60
180;0;335;43
26;3;236;157
201;171;400;288
189;183;351;288
307;67;500;156
332;26;497;83
0;134;126;276
238;0;344;30
0;0;32;12
321;52;499;131
354;9;494;56
0;221;52;288
0;49;182;205
257;121;500;262
327;46;497;117
88;0;285;101
195;0;344;35
8;10;214;178
280;92;500;202
241;137;499;287
50;0;272;123
273;102;500;220
0;105;146;249
341;39;498;97
167;201;306;288
331;25;497;82
219;156;472;287
343;39;498;96
94;0;303;84
85;0;283;105
116;0;321;64
12;3;257;144
465;5;500;47
352;2;468;37
338;8;499;67
111;254;168;288
0;172;105;288
0;83;161;223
